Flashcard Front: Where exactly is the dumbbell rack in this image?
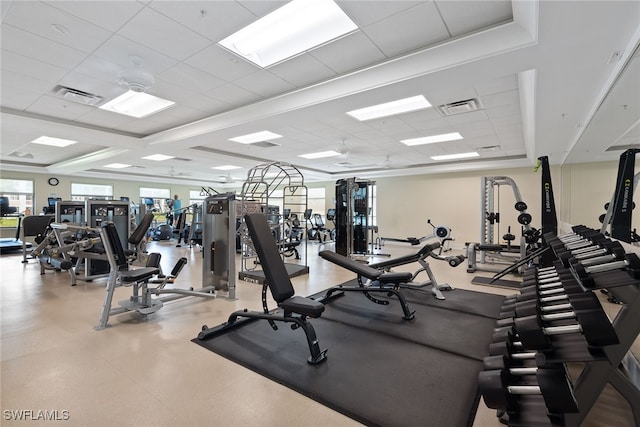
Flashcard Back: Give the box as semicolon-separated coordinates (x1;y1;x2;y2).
479;225;640;426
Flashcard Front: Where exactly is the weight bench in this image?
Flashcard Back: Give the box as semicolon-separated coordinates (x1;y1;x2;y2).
318;250;415;320
198;213;327;365
369;241;462;300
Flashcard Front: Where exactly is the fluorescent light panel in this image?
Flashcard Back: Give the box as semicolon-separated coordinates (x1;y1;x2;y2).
299;150;341;159
31;136;77;147
212;165;241;170
229;131;283;144
104;163;131;168
347;95;431;121
218;0;357;67
431;152;479;161
99;90;175;118
401;132;463;146
142;154;175;161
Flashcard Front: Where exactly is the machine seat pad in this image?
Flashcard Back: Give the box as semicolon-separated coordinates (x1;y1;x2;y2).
119;267;159;283
278;241;300;250
477;244;503;252
280;296;325;318
377;271;412;284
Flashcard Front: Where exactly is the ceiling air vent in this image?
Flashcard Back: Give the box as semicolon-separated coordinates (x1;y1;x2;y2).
437;98;482;116
252;141;280;148
53;85;103;106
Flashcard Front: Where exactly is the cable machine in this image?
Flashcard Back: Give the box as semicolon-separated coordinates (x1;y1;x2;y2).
239;162;309;283
202;193;236;299
335;178;376;257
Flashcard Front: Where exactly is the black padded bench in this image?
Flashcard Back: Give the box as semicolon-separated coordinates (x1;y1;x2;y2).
198;213;327;364
369;241;441;270
318;250;415;320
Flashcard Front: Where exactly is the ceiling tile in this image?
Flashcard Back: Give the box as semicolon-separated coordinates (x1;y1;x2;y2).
25;95;94;121
473;73;519;96
44;0;145;32
266;54;338;88
233;71;297;98
337;1;423;27
149;0;259;43
0;83;44;111
118;7;213;61
91;34;179;76
186;44;260;82
361;2;450;58
3;1;113;53
1;50;68;83
156;63;226;93
1;24;87;70
480;89;519;109
206;83;262;106
309;31;387;74
435;0;512;37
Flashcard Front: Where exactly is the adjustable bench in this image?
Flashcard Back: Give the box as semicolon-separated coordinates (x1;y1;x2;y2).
318;250;415;320
369;241;463;300
198;213;327;364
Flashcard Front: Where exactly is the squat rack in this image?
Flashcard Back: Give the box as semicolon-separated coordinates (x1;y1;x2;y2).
239;162;309;283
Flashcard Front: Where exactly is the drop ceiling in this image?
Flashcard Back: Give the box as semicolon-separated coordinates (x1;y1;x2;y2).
1;0;639;187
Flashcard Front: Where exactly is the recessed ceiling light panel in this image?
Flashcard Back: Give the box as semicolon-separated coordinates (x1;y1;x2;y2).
401;132;463;146
347;95;432;121
31;136;78;147
229;131;283;144
299;150;341;159
104;163;131;169
99;90;175;118
218;0;357;67
431;152;479;161
142;154;175;161
212;165;242;170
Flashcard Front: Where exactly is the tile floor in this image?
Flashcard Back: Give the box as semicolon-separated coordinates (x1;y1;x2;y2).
1;238;637;426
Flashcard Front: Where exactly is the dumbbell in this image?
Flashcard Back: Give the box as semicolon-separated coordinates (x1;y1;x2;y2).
479;368;578;414
503;280;583;307
554;240;625;268
498;297;600;329
513;308;618;350
499;292;601;321
570;252;640;288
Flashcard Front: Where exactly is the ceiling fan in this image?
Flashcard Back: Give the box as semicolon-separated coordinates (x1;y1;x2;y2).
167;166;191;177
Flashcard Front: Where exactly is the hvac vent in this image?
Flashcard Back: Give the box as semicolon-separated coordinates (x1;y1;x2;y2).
476;145;501;152
173;157;192;162
252;141;280;148
437;98;482;116
53;85;102;106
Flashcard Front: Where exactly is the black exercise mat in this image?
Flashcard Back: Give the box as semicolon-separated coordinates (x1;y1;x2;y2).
193;288;504;427
309;285;504;361
472;275;522;289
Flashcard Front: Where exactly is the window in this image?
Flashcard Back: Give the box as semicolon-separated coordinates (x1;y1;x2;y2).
71;183;113;201
189;189;207;206
139;187;171;222
307;188;326;219
0;179;33;228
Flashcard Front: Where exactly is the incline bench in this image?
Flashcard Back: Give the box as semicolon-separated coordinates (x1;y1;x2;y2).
198;213;327;364
318;250;415;320
370;241;464;300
